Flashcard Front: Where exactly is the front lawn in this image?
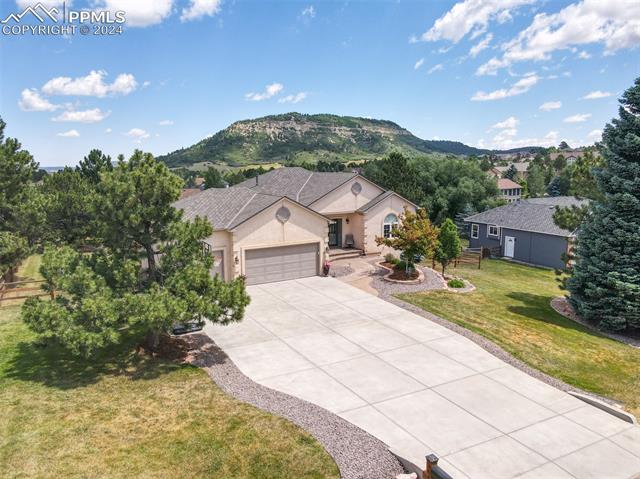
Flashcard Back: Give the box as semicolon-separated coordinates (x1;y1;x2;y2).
0;267;338;478
398;259;640;417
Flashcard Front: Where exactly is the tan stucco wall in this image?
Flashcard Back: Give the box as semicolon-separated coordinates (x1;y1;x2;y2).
231;198;329;278
204;230;233;280
327;213;363;249
311;176;383;215
363;195;417;254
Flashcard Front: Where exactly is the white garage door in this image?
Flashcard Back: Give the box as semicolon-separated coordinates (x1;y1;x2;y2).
244;243;319;285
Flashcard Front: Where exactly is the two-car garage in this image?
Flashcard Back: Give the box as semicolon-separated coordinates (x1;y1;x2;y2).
244;243;320;286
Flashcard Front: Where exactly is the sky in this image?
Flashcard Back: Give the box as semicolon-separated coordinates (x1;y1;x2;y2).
1;0;639;167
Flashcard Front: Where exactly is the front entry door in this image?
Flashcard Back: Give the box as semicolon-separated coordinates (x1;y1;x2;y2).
328;219;342;247
504;236;515;258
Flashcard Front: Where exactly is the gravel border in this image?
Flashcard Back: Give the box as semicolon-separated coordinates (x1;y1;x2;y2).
367;262;623;408
551;297;640;348
185;333;404;479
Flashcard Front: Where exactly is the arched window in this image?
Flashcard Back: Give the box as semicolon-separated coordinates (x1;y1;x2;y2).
383;213;399;238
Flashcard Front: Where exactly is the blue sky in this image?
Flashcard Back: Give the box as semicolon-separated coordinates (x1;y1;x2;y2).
1;0;639;166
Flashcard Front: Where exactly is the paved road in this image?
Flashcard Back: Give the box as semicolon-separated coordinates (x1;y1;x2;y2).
205;276;640;479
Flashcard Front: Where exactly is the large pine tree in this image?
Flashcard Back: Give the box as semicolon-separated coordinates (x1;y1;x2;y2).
567;78;640;332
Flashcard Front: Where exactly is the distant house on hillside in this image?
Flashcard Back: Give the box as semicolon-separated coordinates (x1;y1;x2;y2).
549;150;588;167
464;197;588;269
490;162;529;180
497;178;522;203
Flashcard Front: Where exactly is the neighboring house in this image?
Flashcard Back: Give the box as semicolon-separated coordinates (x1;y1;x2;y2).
497;178;522;203
549;150;582;167
464;196;588;269
173;167;416;285
179;188;203;200
490;162;530;180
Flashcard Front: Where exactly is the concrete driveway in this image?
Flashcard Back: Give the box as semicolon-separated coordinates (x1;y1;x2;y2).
205;277;640;479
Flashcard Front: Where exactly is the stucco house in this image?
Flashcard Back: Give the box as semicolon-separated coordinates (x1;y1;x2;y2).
173;167;416;285
497;178;522;203
464;197;587;269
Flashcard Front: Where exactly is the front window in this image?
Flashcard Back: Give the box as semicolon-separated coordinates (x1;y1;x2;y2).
488;225;500;237
471;224;479;239
383;213;399;238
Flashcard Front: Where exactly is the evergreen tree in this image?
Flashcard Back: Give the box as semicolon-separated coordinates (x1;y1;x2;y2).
362;152;425;205
77;149;112;183
567;78;640;332
203;166;226;188
502;164;518;180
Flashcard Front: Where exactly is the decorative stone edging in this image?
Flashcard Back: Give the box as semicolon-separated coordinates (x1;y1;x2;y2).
377;262;425;285
184;333;404;479
551;297;640;349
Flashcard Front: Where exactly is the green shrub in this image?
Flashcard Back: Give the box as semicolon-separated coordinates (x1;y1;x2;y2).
394;260;411;272
448;278;465;288
384;253;397;264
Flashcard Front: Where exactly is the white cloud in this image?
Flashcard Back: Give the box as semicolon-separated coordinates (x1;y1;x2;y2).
491;116;519;129
142;81;151;88
471;73;539;101
301;5;316;19
94;0;173;27
52;108;110;123
564;113;591;123
587;129;602;140
418;0;534;43
483;129;561;149
427;63;444;74
414;58;425;70
159;119;174;126
245;82;284;101
105;128;112;134
18;88;59;111
582;90;611;99
476;0;640;75
125;128;150;142
578;50;591;59
42;70;137;97
278;92;308;104
56;129;80;138
469;33;493;57
16;0;67;8
539;100;562;111
180;0;222;22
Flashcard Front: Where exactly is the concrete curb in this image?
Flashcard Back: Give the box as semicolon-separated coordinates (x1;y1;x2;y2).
569;392;638;424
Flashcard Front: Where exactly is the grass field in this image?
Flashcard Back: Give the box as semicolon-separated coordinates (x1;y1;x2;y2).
399;259;640;418
0;259;339;479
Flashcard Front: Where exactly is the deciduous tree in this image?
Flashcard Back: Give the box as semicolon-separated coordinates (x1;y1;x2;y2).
434;218;461;275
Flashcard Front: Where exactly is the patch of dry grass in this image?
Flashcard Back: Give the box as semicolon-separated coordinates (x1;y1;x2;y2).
0;271;338;479
399;259;640;418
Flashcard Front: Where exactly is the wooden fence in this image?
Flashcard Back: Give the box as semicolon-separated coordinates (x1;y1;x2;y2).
450;246;502;270
0;279;53;303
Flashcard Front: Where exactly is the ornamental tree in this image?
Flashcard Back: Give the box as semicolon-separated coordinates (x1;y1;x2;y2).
567;77;640;332
434;218;462;275
375;208;439;272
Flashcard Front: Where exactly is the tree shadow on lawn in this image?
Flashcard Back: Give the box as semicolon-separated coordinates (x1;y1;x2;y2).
4;332;182;390
505;291;609;340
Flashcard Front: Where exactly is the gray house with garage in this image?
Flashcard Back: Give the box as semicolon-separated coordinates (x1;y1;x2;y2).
464;197;588;269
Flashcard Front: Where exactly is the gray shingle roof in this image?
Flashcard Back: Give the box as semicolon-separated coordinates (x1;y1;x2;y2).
173;186;281;230
464;196;589;237
235;167;357;205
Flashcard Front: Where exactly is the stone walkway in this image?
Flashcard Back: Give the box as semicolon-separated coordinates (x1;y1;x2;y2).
205;276;640;479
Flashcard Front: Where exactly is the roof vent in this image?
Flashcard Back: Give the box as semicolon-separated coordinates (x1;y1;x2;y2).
351;182;362;195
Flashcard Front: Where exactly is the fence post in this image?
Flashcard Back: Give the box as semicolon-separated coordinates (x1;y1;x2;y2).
424;454;439;479
50;288;56;300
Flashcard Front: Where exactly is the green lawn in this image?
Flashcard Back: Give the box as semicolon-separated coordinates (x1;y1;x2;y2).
399;259;640;418
0;264;338;478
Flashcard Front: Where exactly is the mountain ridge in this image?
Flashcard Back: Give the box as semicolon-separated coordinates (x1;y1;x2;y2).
156;112;542;167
